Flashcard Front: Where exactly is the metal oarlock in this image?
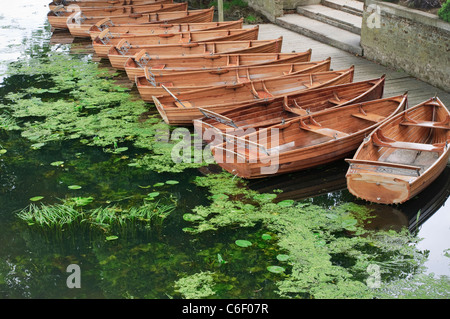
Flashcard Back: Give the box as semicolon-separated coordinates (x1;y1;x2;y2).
117;41;132;56
99;30;113;45
136;52;152;68
99;20;114;31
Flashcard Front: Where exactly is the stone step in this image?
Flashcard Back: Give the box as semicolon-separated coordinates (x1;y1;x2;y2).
275;13;363;56
322;0;364;17
297;4;362;34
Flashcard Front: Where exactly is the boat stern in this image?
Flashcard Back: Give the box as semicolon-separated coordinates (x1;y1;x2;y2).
346;171;411;204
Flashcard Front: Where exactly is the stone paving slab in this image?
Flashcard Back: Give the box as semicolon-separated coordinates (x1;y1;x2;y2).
322;0;364;15
276;14;363;56
256;23;450;108
297;4;362;34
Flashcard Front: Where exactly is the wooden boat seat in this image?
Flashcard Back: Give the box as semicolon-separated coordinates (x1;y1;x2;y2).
238;77;251;83
175;101;193;108
240;117;287;129
327;91;349;105
352;112;386;123
328;98;349;105
373;130;444;152
255;91;274;99
400;114;450;130
150;64;166;70
351;104;386;123
299;119;349;139
346;159;422;175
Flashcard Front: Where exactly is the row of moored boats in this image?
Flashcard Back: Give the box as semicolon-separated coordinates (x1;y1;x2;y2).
47;0;450;204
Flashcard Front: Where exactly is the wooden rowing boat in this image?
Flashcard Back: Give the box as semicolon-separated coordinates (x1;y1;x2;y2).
107;37;283;69
67;7;215;37
345;96;450;204
51;0;177;15
48;2;188;29
49;0;171;11
152;67;355;126
92;26;259;57
124;50;311;80
88;19;244;40
209;94;408;179
136;59;331;99
194;76;386;142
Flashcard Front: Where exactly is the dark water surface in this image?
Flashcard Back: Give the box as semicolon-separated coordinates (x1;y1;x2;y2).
0;0;448;299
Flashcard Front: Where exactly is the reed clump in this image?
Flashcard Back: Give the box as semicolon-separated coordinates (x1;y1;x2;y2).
17;201;176;236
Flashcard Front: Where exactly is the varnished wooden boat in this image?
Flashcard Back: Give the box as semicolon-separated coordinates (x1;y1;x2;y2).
194;76;386;142
107;37;283;69
48;2;188;29
210;94;408;179
124;50;311;80
345;97;450;204
51;0;176;14
67;7;215;37
152;67;355;126
92;26;259;57
137;58;331;99
88;19;244;40
49;0;171;11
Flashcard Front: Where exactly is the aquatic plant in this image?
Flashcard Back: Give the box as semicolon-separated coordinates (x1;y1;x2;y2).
17;200;176;237
174;271;216;299
186;172;448;298
1;50;206;174
17;203;82;228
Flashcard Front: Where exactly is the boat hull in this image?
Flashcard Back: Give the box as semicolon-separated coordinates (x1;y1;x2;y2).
107;37;283;69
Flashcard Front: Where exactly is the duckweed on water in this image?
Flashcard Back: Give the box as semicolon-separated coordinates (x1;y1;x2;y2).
174;271;216;299
188;172;450;298
0;50;205;173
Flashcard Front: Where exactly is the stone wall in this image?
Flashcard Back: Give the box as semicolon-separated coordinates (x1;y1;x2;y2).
361;0;450;92
244;0;323;21
245;0;284;22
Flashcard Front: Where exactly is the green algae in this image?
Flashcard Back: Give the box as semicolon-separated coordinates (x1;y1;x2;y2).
174;271;216;299
186;171;450;299
0;49;206;173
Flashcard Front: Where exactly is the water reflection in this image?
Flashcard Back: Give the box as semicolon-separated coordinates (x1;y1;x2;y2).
249;160;450;233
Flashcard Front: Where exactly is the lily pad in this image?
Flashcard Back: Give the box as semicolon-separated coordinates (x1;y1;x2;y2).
235;240;252;248
261;234;272;241
153;182;165;187
30;196;44;202
50;161;64;166
276;254;290;262
127;162;140;167
106;235;118;241
165;180;179;185
68;185;82;190
147;192;160;198
267;266;285;274
0;149;7;155
31;142;45;150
